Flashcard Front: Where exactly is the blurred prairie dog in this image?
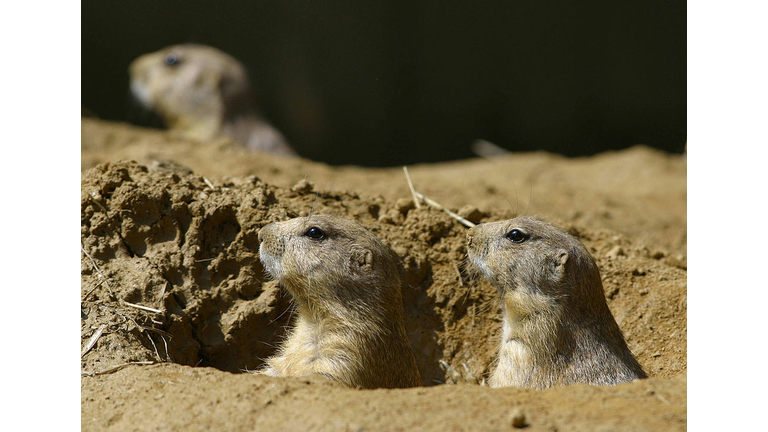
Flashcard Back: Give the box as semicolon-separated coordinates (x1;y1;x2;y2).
129;44;297;157
258;214;421;389
467;216;646;389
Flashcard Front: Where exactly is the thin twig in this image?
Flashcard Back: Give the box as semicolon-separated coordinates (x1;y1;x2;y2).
82;361;155;377
145;332;163;362
453;262;464;287
141;326;173;338
81;242;115;298
158;333;172;362
88;194;109;213
122;301;163;314
113;308;148;336
81;324;108;357
158;281;168;301
203;177;216;190
402;167;421;209
82;279;106;302
415;192;476;228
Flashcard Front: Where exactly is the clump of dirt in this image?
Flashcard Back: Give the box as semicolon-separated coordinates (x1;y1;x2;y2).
80;118;686;430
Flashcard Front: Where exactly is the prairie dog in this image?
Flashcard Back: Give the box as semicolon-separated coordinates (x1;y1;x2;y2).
467;216;646;389
129;44;296;156
258;214;421;389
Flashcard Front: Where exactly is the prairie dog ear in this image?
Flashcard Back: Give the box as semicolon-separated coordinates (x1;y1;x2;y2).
350;248;373;271
552;249;569;281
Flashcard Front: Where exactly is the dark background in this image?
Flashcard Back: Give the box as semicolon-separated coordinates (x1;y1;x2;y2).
82;1;686;166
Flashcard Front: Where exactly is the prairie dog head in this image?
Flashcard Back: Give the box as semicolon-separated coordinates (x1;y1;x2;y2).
469;216;646;388
129;44;253;140
467;216;604;317
258;214;403;316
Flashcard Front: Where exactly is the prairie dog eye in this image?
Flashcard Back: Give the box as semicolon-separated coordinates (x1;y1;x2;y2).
164;53;181;66
505;229;528;243
304;227;325;240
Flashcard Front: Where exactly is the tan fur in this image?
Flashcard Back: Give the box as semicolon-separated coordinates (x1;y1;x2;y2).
467;216;646;389
129;44;297;157
258;214;421;389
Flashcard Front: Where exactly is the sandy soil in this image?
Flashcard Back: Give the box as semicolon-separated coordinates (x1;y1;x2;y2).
81;118;687;431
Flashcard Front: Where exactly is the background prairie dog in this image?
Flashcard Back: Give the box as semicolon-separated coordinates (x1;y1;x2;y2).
129;44;297;156
467;216;646;389
258;214;421;389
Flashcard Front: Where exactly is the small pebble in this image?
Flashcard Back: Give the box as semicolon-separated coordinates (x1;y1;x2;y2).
511;409;527;428
290;178;314;194
457;205;485;224
395;198;416;215
607;245;625;259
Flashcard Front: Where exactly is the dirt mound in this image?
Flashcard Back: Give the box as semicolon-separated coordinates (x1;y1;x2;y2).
80;160;488;383
82;364;686;431
81;118;687;259
81;119;687;430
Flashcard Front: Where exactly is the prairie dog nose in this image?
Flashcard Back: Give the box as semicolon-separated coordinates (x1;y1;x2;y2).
258;223;274;243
